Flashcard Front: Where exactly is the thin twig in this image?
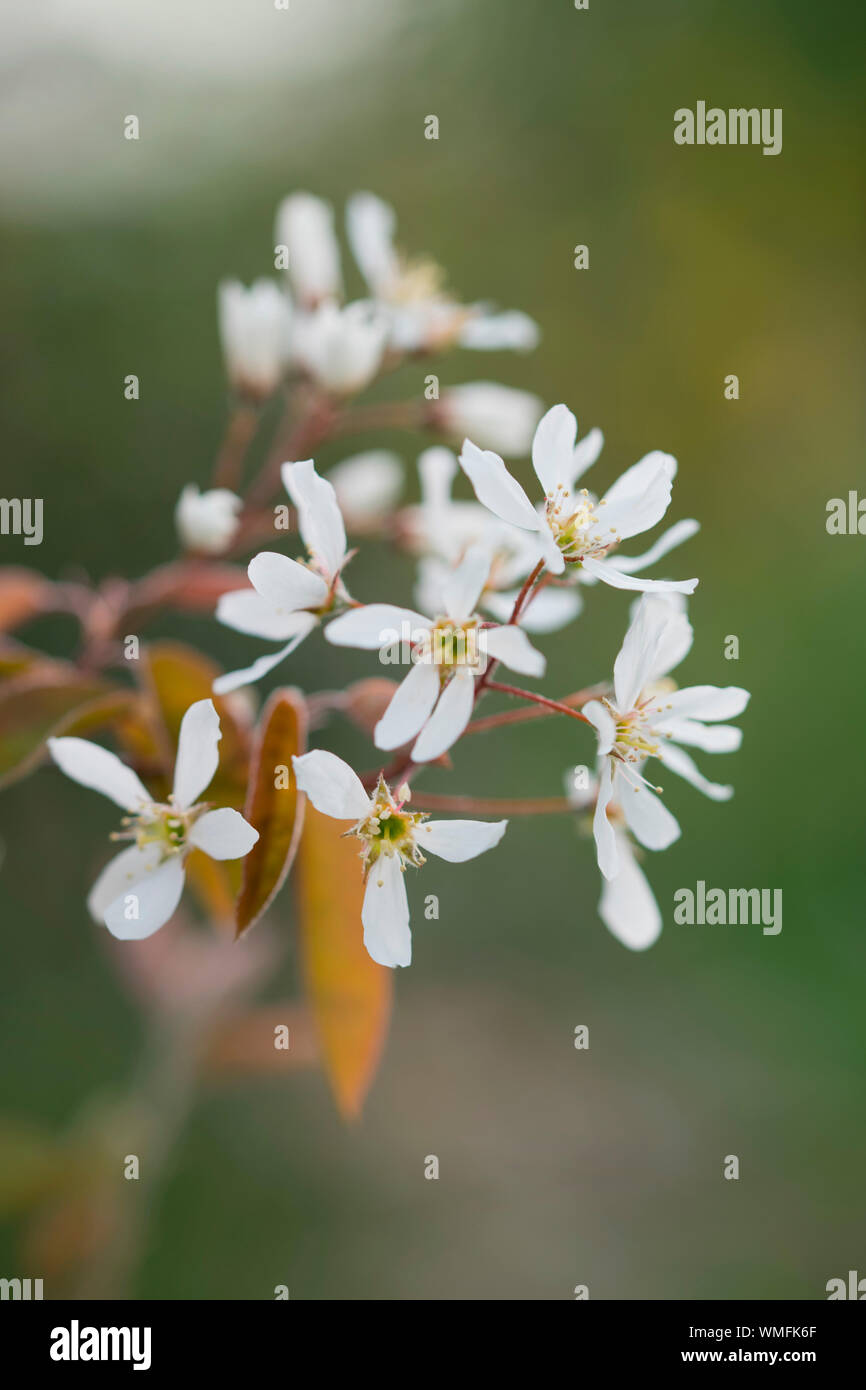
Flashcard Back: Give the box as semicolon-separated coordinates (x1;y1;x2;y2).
416;792;573;816
212;403;261;490
484;680;593;726
463;684;608;736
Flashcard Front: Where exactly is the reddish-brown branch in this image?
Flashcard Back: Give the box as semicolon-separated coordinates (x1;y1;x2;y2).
463;684;608;736
211;403;261;490
416;792;573;816
331;400;424;437
475;558;545;697
483;680;593;726
246;390;337;507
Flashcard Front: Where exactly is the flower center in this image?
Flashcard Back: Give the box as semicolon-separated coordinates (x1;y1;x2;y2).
354;778;428;874
545;485;614;563
428;616;484;674
113;800;199;857
389;256;448;305
601;696;662;765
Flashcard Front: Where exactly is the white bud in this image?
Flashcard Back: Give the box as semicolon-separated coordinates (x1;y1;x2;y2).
326;450;403;526
275;193;343;307
218;279;291;401
292;301;387;395
175;485;242;554
437;382;543;457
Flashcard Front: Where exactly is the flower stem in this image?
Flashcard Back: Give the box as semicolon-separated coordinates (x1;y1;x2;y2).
211;402;261;490
246;388;336;507
463;684;608;736
475;559;546;696
483;680;593;726
418;792;573;816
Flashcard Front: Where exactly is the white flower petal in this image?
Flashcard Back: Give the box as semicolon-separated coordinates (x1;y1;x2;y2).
291;750;371;821
275;192;342;306
48;737;151;811
103;855;186;941
536;518;567;575
659;719;743;753
281;459;347;580
659;685;750;722
87;842;163;922
598;461;673;544
613;593;694;711
458;439;540;532
188;808;259;860
325;603;432;650
247;551;329;612
593;759;620;880
582;555;698;596
173;699;221;809
362;852;412;968
212;628;316;695
599;833;662;951
411;667;475;762
482;624;546;677
419;818;507;862
567;427;605;488
620;779;681;851
216;589;316;640
459;310;539;352
346;191;399;296
607;518;699;574
443;544;491;622
602;451;677;506
641;596;694;681
582;700;617;756
531;403;577;495
444;384;542;457
660;741;734;801
417;446;458;510
374;659;441;751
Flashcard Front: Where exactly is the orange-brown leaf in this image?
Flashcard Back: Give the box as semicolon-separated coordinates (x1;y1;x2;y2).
297;805;392;1120
138;641;251;806
0;568;52;632
235;689;307;936
0;673;122;789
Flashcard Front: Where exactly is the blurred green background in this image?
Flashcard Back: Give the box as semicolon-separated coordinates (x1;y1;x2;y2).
1;0;864;1298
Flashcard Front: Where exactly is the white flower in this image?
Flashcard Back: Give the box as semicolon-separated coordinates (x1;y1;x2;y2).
402;447;583;634
48;700;258;941
175;484;242;554
325;544;545;762
218;279;291;401
274;193;342;308
459;402;700;590
566;771;661;951
292;300;387;395
214;458;350;694
435;382;544;458
582;594;750;881
326;450;403;528
346;191;539;354
292;749;507;967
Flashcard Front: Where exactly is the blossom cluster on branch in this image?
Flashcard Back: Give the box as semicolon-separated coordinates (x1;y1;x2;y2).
3;190;750;973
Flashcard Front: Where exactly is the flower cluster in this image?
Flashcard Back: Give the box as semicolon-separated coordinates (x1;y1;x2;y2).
27;190;749;969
